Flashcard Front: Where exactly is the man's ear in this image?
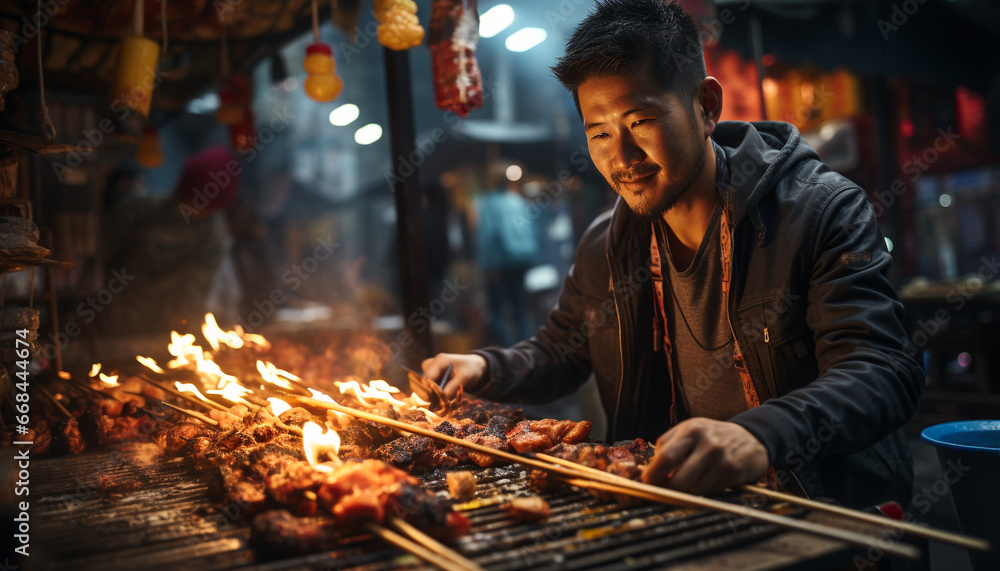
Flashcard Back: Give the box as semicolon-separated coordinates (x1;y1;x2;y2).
696;77;724;136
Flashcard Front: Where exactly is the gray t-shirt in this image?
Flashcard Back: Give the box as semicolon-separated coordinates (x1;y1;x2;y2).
656;204;748;421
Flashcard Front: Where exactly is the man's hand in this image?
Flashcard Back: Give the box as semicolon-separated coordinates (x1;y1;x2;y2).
641;418;768;495
421;353;488;398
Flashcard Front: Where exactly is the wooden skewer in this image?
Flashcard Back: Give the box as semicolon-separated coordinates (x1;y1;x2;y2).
158;401;220;427
388;517;485;571
560;477;671;503
291;396;919;560
549;448;988;553
37;384;73;419
738;484;991;552
66;378;119;401
537;453;921;560
137;374;229;412
362;521;472;571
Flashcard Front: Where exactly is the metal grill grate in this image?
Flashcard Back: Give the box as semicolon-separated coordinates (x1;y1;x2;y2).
27;446;865;571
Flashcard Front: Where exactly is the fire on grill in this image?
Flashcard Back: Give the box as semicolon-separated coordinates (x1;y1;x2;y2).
4;313;985;569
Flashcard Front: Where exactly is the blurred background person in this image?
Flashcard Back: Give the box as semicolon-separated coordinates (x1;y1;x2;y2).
475;164;540;346
98;146;241;335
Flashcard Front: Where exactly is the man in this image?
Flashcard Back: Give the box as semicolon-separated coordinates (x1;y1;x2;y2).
422;0;923;508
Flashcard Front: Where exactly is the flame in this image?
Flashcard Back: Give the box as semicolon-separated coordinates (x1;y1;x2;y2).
303;421;341;472
99;373;120;387
257;360;300;391
202;313;245;351
136;356;165;374
175;382;212;404
89;363;101;377
268;397;292;416
335;379;406;406
207;382;254;405
58;371;71;379
309;388;351;424
167;332;204;369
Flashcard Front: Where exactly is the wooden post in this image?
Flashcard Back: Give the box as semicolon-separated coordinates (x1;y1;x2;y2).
383;47;432;368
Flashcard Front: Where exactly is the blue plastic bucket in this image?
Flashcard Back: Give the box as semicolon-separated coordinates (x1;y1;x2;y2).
920;421;999;571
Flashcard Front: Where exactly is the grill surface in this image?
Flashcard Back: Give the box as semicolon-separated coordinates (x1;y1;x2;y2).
25;444;880;571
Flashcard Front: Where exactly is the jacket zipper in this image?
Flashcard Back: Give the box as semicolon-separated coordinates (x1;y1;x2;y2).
788;470;810;499
607;250;625;442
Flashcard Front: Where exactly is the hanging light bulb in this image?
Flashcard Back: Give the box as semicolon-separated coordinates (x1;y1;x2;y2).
302;42;343;102
135;124;164;168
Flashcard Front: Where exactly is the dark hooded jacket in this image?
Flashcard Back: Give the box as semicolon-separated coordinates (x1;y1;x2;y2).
468;121;924;508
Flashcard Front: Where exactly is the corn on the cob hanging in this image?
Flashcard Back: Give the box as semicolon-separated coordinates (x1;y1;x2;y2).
375;0;425;51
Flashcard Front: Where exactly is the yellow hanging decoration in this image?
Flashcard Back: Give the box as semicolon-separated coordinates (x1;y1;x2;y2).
303;42;343;102
375;0;424;51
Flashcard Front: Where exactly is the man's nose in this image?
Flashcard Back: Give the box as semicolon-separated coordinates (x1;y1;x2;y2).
611;133;646;171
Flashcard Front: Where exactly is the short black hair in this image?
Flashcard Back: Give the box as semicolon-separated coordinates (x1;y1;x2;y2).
552;0;707;116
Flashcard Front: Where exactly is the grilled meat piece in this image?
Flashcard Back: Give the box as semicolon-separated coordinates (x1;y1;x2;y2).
219;463;267;511
531;440;652;502
395;481;472;543
506;419;593;452
435;418;482;438
252;509;330;556
27;420;51;454
278;407;322;428
99;415;156;444
446;399;522;425
51;417;85;455
317;459;419;529
266;460;327;510
465;433;505;467
373;435;435;471
446;471;476;501
500;496;550;522
337;419;396;460
152;422;211;454
507;429;553;453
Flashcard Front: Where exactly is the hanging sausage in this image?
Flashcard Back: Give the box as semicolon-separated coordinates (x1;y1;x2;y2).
428;0;483;118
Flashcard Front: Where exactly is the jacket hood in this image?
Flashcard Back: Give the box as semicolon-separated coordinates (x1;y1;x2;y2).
713;121;820;227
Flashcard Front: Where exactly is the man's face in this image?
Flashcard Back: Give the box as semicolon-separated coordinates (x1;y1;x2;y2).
579;72;707;222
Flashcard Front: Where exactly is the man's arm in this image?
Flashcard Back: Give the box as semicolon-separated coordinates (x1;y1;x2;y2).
730;185;924;469
423;213;614;403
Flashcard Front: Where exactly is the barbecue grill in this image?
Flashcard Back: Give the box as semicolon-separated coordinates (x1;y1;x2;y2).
26;443;896;571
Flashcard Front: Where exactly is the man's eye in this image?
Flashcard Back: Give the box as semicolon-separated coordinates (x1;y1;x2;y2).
631;119;649;128
589;132;608;140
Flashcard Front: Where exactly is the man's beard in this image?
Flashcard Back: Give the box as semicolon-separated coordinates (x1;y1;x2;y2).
612;148;707;224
